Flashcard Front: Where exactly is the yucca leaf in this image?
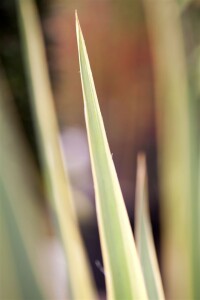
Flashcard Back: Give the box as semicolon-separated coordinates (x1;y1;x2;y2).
135;154;165;300
178;0;191;12
189;47;200;299
0;182;43;300
16;1;97;299
0;193;22;300
142;1;194;298
0;66;45;300
76;13;148;300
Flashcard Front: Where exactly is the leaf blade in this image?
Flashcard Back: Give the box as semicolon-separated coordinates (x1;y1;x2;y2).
76;13;148;300
16;1;97;299
135;154;165;300
0;66;45;300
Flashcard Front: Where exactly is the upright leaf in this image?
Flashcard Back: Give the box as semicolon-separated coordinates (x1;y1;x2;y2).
142;0;194;297
76;13;148;300
16;1;96;299
135;153;165;300
0;66;45;300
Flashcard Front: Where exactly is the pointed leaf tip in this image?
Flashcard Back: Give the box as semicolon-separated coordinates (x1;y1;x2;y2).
135;153;165;300
76;16;148;300
75;11;80;35
75;10;78;23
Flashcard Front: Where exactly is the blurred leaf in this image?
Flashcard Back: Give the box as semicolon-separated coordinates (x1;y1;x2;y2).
0;66;46;300
16;1;97;299
76;13;148;300
142;0;196;298
178;0;191;12
189;45;200;300
135;154;165;300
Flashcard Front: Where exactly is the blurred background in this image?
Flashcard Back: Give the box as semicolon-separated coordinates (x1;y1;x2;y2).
1;0;200;299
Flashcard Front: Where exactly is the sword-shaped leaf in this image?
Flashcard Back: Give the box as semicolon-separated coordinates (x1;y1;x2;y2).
0;66;45;300
16;1;96;299
135;154;165;300
76;13;148;300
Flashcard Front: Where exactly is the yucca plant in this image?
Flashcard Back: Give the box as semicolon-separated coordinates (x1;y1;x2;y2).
14;0;148;299
1;0;200;299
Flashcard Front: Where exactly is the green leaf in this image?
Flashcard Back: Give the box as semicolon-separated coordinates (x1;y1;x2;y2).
142;0;196;298
16;1;97;299
178;0;191;12
0;66;45;300
76;12;148;300
135;154;165;300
